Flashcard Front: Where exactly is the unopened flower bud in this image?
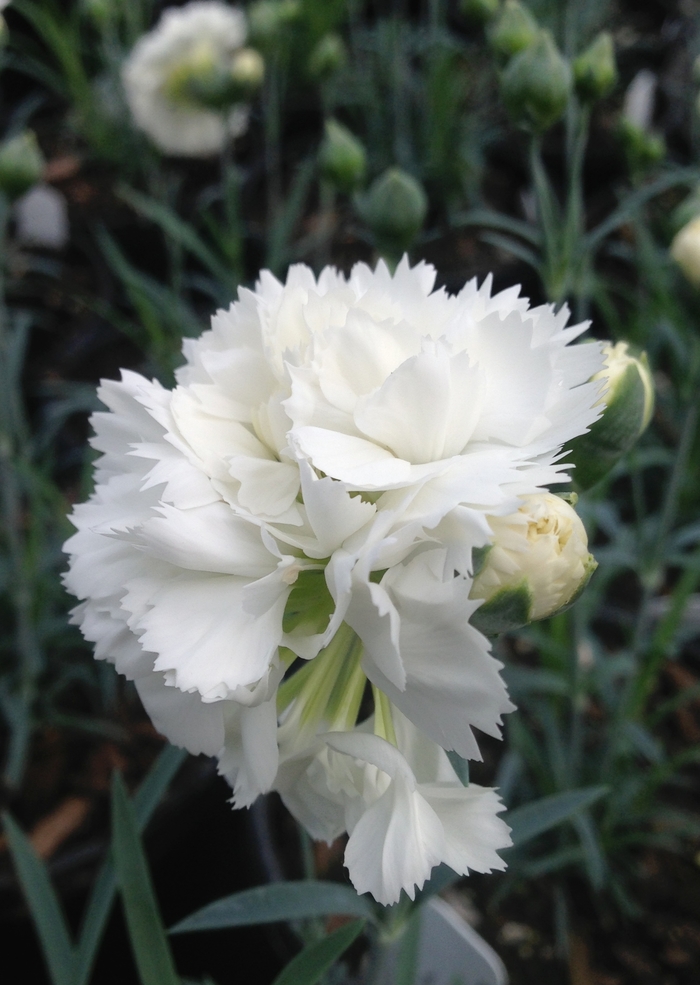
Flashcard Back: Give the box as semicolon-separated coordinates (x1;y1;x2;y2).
568;342;655;490
319;119;366;193
248;0;301;49
470;493;597;635
573;32;616;103
671;216;700;287
619;118;665;177
502;30;571;132
460;0;500;26
0;14;8;47
489;0;538;63
229;47;265;97
308;33;347;82
165;42;264;111
355;167;427;262
0;131;44;202
81;0;112;27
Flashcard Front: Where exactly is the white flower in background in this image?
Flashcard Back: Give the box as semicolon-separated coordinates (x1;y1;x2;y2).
64;257;603;902
470;493;597;633
122;2;251;157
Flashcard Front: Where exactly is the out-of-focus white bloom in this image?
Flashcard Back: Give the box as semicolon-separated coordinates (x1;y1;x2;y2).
14;184;69;249
671;216;700;287
64;257;603;903
122;2;250;156
623;69;656;131
470;493;596;632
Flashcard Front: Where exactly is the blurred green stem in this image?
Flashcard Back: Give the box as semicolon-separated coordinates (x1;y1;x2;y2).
0;193;43;785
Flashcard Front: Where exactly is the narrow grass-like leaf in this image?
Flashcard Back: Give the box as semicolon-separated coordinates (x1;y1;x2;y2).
271;919;365;985
117;185;236;293
111;772;180;985
74;746;186;985
508;786;608;847
2;812;76;985
170;881;375;934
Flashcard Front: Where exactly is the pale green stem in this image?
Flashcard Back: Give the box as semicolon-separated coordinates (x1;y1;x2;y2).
0;194;44;784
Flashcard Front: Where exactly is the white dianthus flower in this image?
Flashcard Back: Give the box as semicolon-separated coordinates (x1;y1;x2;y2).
122;1;250;157
64;257;603;903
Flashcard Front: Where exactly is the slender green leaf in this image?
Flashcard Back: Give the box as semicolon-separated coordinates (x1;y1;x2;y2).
507;786;608;847
74;746;186;985
117;185;236;293
2;812;76;985
170;881;375;935
111;772;180;985
271;919;365;985
450;208;542;246
479;231;540;270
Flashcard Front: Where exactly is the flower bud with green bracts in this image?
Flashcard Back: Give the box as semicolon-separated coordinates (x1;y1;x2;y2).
354;167;428;265
248;0;301;51
319;119;366;194
501;30;571;132
567;342;655;490
470;493;597;635
573;32;617;103
461;0;500;27
489;0;537;63
0;131;44;202
308;33;347;83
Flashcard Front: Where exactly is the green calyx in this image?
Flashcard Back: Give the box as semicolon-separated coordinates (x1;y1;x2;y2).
568;343;655;490
470;579;533;636
501;29;571;132
277;621;366;737
0;131;44;202
355;167;428;264
573;32;617;103
489;0;538;63
308;33;347;82
319;119;367;194
461;0;500;26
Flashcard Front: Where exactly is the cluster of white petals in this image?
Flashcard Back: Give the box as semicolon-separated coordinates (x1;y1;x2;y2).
122;2;249;157
64;257;604;904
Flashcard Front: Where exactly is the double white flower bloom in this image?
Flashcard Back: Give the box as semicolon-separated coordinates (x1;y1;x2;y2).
122;2;250;156
64;258;604;904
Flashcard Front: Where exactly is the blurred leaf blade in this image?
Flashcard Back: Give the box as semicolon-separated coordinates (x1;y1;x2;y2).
271;919;365;985
508;786;609;847
170;881;375;934
2;812;76;985
110;772;181;985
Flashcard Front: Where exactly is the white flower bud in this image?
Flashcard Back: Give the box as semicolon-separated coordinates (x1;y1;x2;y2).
470;493;597;634
671;215;700;287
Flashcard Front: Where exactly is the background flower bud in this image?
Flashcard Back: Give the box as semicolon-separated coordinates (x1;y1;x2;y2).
166;44;264;111
0;131;45;202
671;216;700;287
619;118;665;177
308;33;347;82
470;493;597;635
573;32;617;103
319;119;366;193
501;29;571;132
248;0;301;50
355;167;428;263
567;342;655;490
489;0;538;63
460;0;500;26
